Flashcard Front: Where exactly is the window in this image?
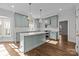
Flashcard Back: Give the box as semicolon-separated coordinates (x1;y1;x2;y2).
0;19;11;35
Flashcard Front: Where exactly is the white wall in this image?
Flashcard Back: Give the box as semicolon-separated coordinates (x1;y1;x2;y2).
58;7;76;43
76;7;79;33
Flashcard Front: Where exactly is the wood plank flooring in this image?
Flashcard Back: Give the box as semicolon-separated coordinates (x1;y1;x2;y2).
25;39;77;56
0;42;20;56
0;38;77;56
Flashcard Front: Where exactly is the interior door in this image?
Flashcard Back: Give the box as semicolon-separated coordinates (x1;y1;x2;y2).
59;21;68;41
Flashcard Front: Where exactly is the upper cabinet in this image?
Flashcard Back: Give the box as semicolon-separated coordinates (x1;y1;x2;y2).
14;13;29;27
44;15;58;28
45;17;51;25
35;19;40;28
50;15;58;28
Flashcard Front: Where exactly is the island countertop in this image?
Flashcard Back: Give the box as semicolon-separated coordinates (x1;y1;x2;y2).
20;32;47;36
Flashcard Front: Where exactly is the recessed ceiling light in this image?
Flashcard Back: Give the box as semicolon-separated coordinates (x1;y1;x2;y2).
11;5;15;8
59;8;62;11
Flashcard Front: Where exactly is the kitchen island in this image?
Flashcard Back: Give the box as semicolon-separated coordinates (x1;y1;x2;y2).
19;32;47;53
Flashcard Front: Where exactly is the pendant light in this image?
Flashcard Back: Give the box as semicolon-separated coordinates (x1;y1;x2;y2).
28;3;33;24
39;9;42;23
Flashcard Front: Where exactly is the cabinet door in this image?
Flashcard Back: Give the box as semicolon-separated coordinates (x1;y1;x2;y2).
50;32;57;40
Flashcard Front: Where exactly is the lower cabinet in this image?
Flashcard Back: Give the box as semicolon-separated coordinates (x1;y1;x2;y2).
19;33;46;53
50;32;58;40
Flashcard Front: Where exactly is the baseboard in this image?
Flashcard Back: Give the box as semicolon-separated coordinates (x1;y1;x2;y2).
68;41;76;45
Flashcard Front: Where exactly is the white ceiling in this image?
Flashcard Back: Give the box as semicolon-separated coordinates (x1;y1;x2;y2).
0;3;79;18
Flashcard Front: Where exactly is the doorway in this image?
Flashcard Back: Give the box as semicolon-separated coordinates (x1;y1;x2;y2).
59;21;68;42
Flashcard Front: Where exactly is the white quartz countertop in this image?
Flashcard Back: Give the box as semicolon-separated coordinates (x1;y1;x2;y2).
20;32;47;36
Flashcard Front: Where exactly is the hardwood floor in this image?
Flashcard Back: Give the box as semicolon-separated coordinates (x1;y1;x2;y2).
0;38;77;56
0;42;20;56
61;34;68;42
26;39;77;56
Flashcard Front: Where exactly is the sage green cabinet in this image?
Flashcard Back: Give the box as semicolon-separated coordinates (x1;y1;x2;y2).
14;13;29;27
50;31;58;40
